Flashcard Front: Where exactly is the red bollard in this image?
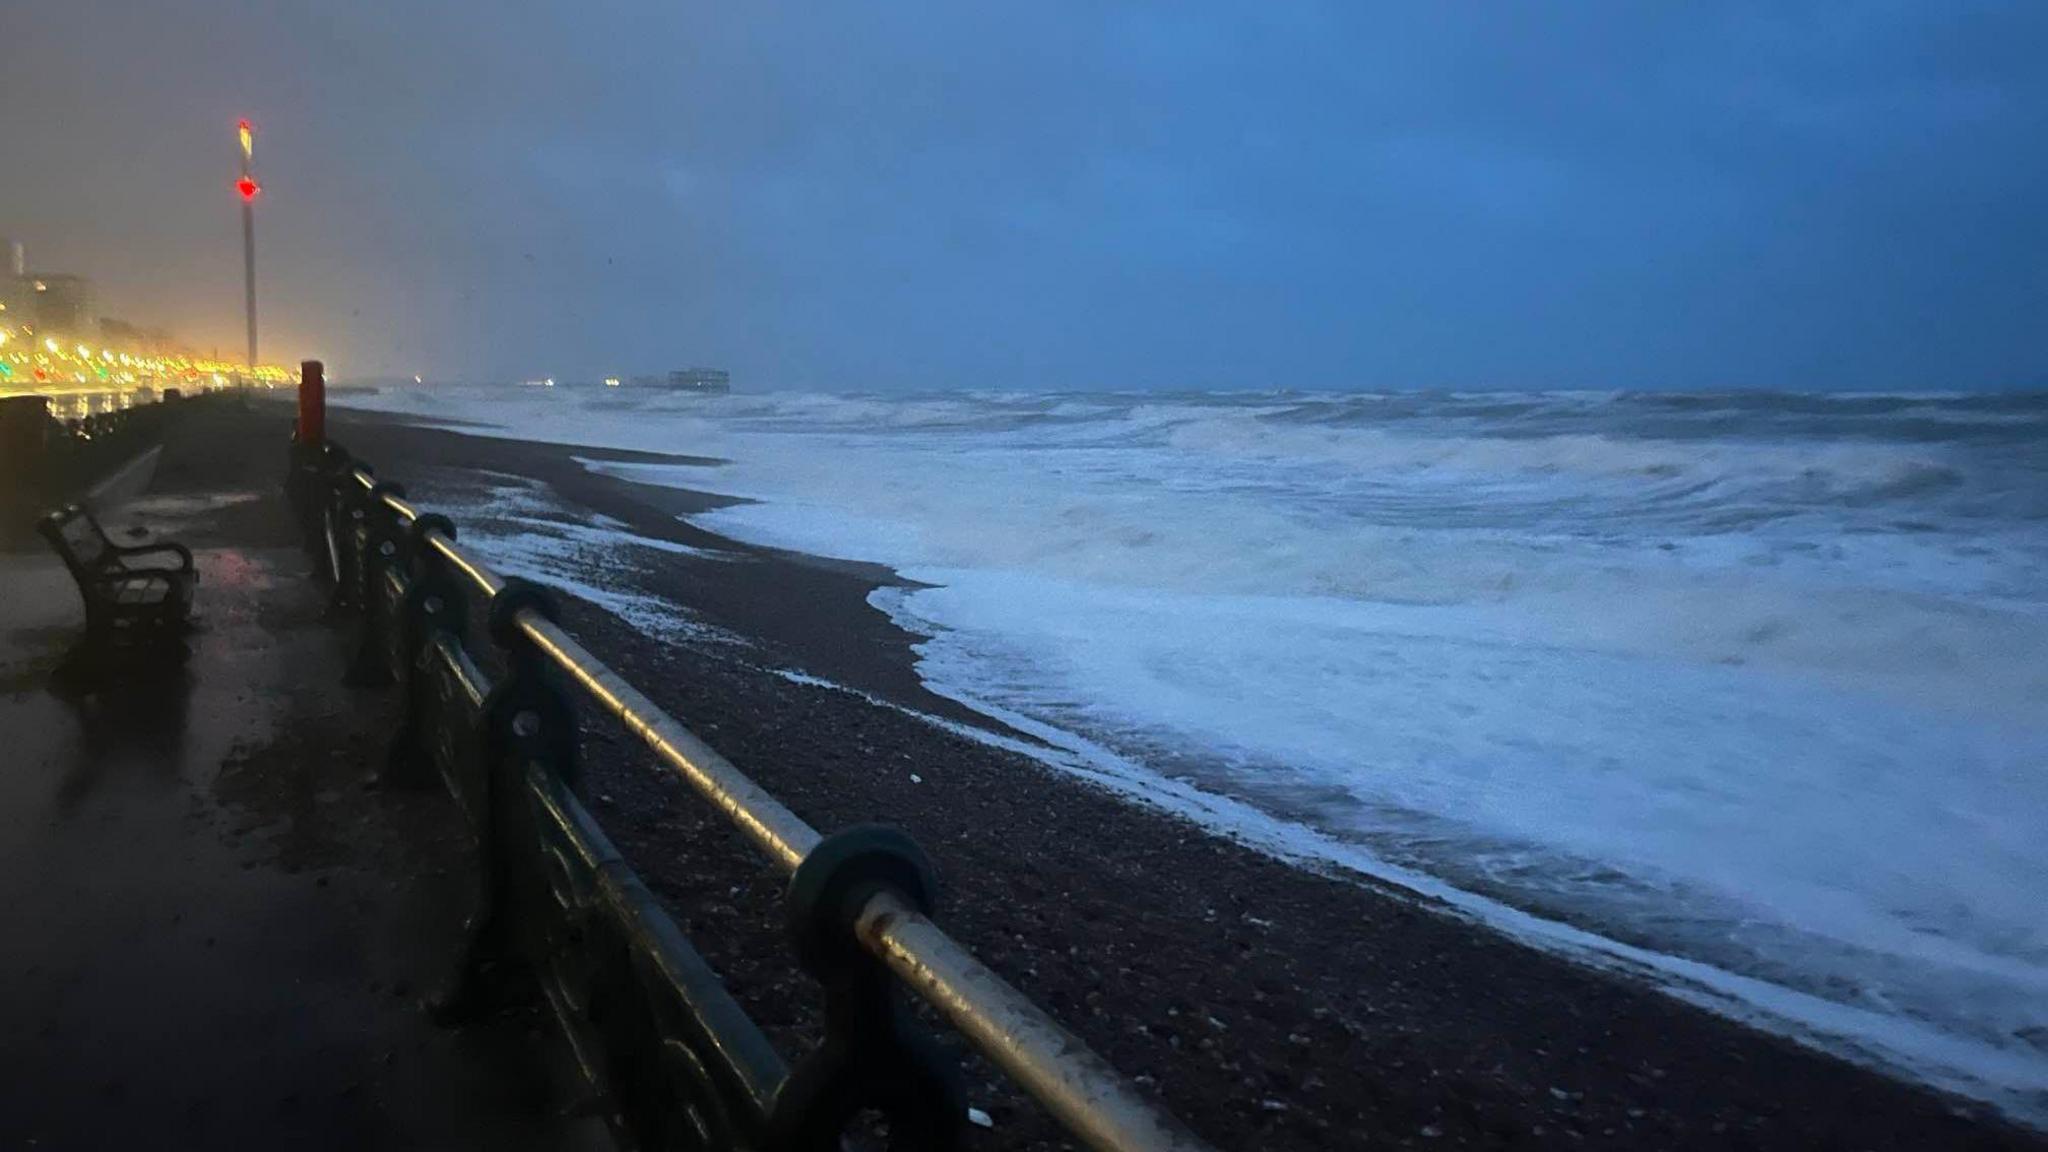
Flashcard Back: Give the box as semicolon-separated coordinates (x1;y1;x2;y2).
297;359;325;445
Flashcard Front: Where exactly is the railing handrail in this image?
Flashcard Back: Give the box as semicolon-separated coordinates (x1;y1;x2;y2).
344;464;1209;1152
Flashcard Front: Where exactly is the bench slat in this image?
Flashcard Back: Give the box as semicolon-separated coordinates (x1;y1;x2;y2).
112;580;170;606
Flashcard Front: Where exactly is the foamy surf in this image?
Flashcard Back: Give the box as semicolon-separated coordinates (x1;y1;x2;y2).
338;384;2048;1122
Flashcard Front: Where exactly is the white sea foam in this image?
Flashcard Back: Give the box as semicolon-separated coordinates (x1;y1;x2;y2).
340;383;2048;1121
766;662;2048;1114
430;470;741;646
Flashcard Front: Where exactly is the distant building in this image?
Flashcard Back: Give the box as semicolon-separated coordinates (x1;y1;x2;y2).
27;273;94;334
99;317;182;357
0;276;29;328
0;240;184;354
667;368;730;393
0;238;29;326
625;368;731;393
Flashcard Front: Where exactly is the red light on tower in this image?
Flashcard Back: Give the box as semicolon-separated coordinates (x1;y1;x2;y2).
236;176;261;201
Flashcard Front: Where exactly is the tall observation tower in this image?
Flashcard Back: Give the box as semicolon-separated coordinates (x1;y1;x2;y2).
235;119;261;369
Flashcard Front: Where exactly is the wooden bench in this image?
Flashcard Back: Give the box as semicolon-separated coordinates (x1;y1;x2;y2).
37;503;196;654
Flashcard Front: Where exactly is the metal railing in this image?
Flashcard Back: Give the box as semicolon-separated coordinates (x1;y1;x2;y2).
287;437;1212;1152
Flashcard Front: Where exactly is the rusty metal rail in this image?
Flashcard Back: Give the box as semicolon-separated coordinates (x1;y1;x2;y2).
295;447;1211;1152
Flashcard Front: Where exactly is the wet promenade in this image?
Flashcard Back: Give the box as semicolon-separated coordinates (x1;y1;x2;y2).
0;403;603;1148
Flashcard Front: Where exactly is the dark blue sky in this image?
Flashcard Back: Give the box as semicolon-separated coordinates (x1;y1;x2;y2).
7;3;2045;389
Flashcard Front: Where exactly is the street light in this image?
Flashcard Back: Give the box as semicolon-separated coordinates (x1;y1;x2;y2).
236;119;261;370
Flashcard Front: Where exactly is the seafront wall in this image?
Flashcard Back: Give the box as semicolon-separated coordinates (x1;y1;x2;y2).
0;389;207;545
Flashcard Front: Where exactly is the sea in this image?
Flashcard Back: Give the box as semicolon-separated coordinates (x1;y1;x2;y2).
341;384;2048;1119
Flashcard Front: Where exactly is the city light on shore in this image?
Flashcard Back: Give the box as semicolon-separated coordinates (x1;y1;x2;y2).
0;318;297;395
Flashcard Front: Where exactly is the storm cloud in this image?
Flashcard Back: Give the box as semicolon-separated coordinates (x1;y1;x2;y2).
5;2;2044;389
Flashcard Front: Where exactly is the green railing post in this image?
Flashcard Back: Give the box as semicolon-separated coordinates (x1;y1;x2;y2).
773;825;967;1150
343;480;406;687
384;513;466;788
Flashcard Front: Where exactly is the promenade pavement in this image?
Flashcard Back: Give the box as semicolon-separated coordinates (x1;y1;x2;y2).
0;403;605;1150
